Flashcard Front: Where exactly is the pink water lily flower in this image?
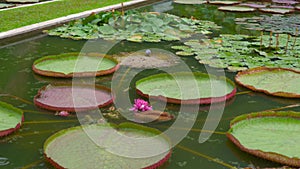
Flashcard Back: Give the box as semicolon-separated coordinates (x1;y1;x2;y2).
129;99;152;112
56;111;69;117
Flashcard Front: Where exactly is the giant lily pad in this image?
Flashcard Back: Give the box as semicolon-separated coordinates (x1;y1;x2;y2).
44;123;172;169
227;111;300;167
0;101;24;137
272;0;298;5
209;1;240;5
270;5;295;9
238;3;267;8
218;6;256;12
173;0;207;4
235;67;300;98
204;0;299;14
259;7;294;14
136;72;236;104
45;10;220;42
34;84;113;112
33;53;119;78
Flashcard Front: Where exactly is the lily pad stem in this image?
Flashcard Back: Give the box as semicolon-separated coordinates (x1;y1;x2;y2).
268;31;272;49
112;9;116;27
285;34;290;53
276;34;279;50
292;28;298;50
121;2;124;16
260;31;263;50
177;145;237;169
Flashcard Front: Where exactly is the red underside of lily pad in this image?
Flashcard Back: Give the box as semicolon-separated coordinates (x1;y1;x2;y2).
142;150;172;169
0;115;24;137
136;88;236;105
34;84;113;112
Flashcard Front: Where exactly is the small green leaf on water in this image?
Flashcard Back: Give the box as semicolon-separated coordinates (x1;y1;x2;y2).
176;51;195;56
99;25;116;35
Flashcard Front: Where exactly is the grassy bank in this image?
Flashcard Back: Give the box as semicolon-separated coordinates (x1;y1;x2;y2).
0;0;130;32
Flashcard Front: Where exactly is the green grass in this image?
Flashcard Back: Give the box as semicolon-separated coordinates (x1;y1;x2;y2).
0;0;130;32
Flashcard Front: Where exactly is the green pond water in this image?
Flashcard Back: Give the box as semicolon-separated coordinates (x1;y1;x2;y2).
1;0;300;168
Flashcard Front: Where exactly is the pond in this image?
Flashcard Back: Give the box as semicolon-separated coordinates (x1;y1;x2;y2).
1;0;300;168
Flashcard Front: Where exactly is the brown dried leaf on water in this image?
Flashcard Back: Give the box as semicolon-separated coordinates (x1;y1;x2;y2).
134;110;175;123
113;49;180;68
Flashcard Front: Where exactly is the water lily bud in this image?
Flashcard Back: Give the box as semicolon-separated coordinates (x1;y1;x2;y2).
57;111;69;117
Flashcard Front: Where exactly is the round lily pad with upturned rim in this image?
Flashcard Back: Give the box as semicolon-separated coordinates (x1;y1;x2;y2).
235;67;300;98
209;1;240;5
136;72;236;104
44;123;172;169
272;0;298;5
258;7;294;14
173;0;207;4
238;3;267;8
0;101;24;137
270;5;295;9
218;6;256;12
32;52;119;78
34;84;113;112
227;111;300;167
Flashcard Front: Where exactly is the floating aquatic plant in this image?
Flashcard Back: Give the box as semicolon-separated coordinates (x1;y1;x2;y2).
173;0;207;4
228;111;300;167
272;0;299;5
235;67;300;98
135;72;236;104
33;52;119;78
174;0;300;13
0;101;24;137
218;6;256;12
45;10;221;42
238;3;267;8
208;1;241;5
173;0;242;5
112;49;180;68
172;34;300;71
134;110;175;123
34;84;113;112
235;15;300;36
258;7;294;14
44;123;172;169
